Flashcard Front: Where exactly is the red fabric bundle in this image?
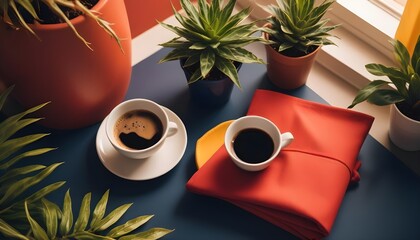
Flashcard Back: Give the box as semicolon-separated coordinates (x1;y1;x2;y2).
186;90;374;239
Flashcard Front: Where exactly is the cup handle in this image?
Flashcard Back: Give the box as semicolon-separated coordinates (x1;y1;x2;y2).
167;121;178;137
280;132;294;149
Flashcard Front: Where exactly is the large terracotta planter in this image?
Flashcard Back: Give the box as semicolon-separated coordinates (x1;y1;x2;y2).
0;0;132;129
389;104;420;151
263;31;320;89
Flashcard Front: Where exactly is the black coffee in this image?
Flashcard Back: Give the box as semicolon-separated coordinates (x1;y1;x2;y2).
232;128;274;164
114;110;163;150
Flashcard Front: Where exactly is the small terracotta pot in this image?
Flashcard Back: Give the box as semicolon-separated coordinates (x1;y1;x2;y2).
389;104;420;151
263;31;320;89
0;0;132;129
180;59;241;108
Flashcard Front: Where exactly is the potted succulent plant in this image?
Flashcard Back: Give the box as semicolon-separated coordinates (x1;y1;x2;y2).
0;0;132;129
260;0;339;89
159;0;266;107
348;37;420;151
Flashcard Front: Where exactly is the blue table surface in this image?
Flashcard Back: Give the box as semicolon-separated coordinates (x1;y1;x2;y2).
22;48;420;240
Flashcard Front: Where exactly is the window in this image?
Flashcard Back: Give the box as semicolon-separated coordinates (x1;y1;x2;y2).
370;0;407;18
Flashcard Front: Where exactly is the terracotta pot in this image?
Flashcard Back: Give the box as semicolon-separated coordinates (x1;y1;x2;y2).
389;104;420;151
0;0;132;129
263;31;320;89
180;60;241;108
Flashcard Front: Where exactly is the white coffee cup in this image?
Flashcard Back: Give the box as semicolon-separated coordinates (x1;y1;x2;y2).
224;115;294;171
105;99;178;159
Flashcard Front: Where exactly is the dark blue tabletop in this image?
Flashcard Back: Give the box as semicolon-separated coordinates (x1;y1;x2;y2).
29;48;420;240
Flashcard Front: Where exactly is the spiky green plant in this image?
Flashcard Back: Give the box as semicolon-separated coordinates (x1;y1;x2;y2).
0;0;121;50
159;0;266;88
261;0;339;56
348;37;420;121
0;86;173;239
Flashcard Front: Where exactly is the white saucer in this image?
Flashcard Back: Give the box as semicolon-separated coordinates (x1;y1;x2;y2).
96;107;187;181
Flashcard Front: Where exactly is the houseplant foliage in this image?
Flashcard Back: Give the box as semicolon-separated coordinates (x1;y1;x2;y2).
159;0;265;89
348;37;420;151
348;37;420;121
0;86;173;239
262;0;338;57
0;0;121;50
260;0;339;89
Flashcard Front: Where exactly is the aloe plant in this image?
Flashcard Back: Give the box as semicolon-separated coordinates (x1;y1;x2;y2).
159;0;266;88
348;36;420;121
261;0;339;56
0;86;173;239
0;0;121;50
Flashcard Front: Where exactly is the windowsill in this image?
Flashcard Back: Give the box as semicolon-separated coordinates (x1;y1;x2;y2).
132;6;420;174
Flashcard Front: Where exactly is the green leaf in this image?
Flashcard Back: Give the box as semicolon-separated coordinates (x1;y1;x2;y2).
187;68;203;84
0;185;61;218
25;201;49;240
42;198;59;239
158;48;196;63
0;133;50;163
0;164;45;184
391;39;410;74
0;218;29;240
216;47;265;64
119;228;175;240
74;193;92;233
412;36;420;73
408;73;420;103
365;63;407;80
348;80;390;108
215;58;240;89
183;54;200;68
90;190;110;229
108;215;154;238
93;203;133;232
0;162;63;206
200;50;216;78
365;63;409;96
71;231;114;240
367;89;405;105
0;148;56;170
59;190;73;236
23;181;66;206
0;101;49;145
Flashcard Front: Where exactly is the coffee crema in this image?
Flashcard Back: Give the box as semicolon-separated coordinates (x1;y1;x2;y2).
232;128;274;164
114;110;163;150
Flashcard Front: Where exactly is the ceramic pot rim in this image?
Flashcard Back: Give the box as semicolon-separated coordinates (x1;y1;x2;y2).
262;23;321;60
30;0;108;31
393;103;420;124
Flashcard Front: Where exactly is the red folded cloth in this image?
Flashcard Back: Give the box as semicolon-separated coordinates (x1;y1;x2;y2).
186;90;374;239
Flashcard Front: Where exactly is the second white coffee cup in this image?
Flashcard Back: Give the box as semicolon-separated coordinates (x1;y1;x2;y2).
225;115;294;171
105;99;178;159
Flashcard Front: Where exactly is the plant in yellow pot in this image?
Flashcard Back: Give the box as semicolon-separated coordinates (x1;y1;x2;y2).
261;0;339;89
0;0;132;129
159;0;266;107
348;37;420;151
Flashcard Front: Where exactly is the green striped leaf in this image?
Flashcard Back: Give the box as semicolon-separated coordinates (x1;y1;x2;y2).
108;215;154;238
119;228;174;240
90;190;109;229
25;201;49;240
74;193;91;233
93;203;132;232
59;190;73;236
